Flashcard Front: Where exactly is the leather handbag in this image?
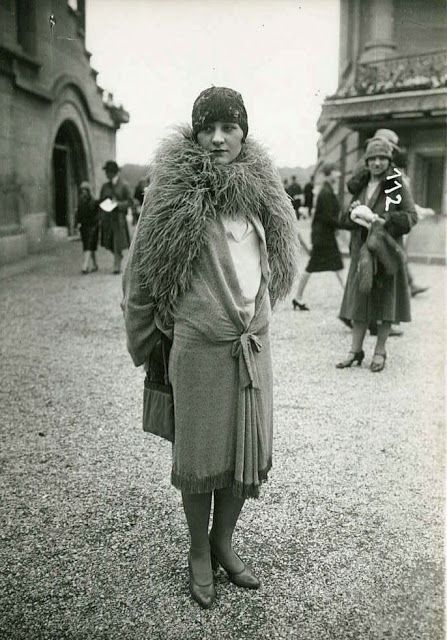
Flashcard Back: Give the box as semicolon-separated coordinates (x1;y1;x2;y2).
142;335;174;442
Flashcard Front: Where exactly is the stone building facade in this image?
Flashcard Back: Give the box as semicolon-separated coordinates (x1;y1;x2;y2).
317;0;447;261
0;0;128;264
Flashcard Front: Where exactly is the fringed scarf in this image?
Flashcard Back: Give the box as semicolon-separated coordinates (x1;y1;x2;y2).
135;126;300;323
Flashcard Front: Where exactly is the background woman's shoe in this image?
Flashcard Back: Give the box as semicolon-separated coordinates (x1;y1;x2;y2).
336;350;365;369
292;299;310;311
188;555;215;609
411;285;429;297
210;549;260;590
370;352;387;372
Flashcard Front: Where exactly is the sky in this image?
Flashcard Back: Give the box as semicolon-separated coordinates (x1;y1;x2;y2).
86;0;340;168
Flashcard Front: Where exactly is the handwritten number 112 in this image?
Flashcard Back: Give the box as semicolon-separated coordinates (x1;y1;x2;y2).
385;168;402;212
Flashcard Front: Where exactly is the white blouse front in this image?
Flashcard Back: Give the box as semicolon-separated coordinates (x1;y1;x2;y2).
221;215;262;322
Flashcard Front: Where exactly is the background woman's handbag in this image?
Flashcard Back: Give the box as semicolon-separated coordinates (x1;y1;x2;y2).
357;236;375;295
366;220;406;276
143;336;174;442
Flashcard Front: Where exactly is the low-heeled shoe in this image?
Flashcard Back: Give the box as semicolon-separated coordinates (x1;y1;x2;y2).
188;555;215;609
210;550;260;590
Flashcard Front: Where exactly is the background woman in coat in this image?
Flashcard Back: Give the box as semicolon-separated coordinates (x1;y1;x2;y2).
303;175;314;215
99;161;132;274
76;181;99;274
348;129;429;303
337;138;417;372
292;162;344;311
122;87;299;608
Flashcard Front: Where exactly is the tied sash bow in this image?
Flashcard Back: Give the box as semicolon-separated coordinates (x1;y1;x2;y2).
231;332;263;389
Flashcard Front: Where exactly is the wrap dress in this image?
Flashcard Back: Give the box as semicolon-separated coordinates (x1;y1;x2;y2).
169;214;273;498
122;131;300;499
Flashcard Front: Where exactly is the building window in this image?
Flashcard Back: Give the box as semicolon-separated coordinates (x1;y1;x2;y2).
16;0;37;55
67;0;85;37
414;154;445;213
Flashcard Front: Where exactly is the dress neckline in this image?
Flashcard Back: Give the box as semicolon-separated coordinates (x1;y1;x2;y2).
222;216;251;243
216;215;269;330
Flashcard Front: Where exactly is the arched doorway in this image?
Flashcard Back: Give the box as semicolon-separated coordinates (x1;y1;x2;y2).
52;120;87;234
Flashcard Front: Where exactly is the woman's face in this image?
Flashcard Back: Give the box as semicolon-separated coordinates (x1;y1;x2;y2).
197;121;244;164
328;169;341;189
367;156;390;178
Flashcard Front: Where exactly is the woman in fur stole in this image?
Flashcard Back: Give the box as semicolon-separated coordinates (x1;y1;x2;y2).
337;137;417;373
122;87;299;608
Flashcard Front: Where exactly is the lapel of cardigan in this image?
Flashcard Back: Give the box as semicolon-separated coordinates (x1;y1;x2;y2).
250;214;270;282
250;214;270;322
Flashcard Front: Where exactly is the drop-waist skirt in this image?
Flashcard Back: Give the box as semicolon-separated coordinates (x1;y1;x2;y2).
169;323;273;498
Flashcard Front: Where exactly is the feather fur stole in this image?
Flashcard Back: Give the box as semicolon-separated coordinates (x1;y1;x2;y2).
135;126;300;323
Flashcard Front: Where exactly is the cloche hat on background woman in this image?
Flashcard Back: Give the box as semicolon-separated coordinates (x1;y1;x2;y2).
364;137;393;161
79;181;93;195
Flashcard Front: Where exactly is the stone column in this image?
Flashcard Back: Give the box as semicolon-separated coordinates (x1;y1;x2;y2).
361;0;396;62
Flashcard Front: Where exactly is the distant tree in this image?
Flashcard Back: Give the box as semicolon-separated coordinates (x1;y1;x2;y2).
278;166;316;186
120;164;149;193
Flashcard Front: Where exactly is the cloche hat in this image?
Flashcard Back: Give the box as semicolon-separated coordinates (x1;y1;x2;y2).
364;138;393;161
192;86;248;141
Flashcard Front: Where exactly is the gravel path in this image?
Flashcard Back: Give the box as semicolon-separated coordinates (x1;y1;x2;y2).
0;241;444;639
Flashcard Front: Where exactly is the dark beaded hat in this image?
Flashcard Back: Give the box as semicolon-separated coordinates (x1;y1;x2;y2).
192;86;248;141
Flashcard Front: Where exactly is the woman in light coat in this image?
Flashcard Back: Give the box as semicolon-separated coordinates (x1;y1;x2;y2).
122;87;299;608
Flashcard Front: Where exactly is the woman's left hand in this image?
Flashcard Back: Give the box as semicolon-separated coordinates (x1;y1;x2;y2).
349;199;361;212
351;204;374;228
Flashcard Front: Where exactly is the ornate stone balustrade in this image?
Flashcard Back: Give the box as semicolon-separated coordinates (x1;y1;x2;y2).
336;50;447;98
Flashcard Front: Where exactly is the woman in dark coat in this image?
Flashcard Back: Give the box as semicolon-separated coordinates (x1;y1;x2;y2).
122;87;299;608
76;181;99;274
99;161;132;274
292;162;344;310
337;138;417;372
303;176;314;213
